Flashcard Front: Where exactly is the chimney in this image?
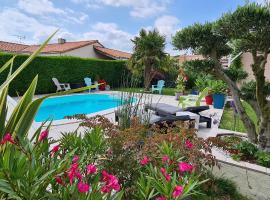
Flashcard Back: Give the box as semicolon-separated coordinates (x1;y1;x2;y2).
58;38;66;44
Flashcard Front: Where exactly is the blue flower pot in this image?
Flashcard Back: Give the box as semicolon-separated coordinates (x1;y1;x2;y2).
213;94;225;109
191;89;199;95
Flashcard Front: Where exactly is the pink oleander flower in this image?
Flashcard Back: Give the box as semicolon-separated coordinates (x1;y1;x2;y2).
0;133;16;145
160;168;171;182
172;185;183;199
67;163;82;184
101;185;111;193
78;182;90;193
55;176;64;185
86;164;97;175
165;174;171;182
101;170;121;193
178;162;193;173
184;139;194;149
162;155;170;163
72;155;80;163
140;156;150;166
160;167;166;174
38;130;48;142
51;145;60;154
156;197;166;200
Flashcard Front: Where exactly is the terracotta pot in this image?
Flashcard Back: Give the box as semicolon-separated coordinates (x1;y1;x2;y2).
205;95;213;105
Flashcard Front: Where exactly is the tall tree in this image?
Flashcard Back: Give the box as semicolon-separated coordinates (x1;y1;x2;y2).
128;29;167;90
172;3;270;151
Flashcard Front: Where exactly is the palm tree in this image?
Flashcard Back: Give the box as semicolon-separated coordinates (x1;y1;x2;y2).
128;29;168;90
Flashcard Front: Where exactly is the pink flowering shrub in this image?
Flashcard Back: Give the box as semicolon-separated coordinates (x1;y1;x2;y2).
0;129;123;200
51;154;123;199
135;142;207;199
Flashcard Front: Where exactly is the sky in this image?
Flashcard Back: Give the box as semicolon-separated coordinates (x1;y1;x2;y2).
0;0;267;55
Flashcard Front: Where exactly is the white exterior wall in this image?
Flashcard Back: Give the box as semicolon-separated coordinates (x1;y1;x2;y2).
61;44;98;58
241;52;270;81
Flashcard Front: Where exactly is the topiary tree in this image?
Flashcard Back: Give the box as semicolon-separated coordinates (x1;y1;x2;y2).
128;29;169;90
216;3;270;150
173;3;270;151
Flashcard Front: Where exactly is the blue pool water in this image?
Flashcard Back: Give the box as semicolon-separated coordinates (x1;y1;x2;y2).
35;94;122;122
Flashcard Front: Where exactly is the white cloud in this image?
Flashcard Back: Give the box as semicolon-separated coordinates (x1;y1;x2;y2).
82;22;133;51
142;15;180;55
0;8;57;43
18;0;65;15
100;0;169;18
71;0;170;18
18;0;88;25
154;15;180;37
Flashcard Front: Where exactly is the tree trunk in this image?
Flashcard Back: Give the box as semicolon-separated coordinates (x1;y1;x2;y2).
144;65;152;91
258;102;270;151
209;51;257;142
250;52;270;150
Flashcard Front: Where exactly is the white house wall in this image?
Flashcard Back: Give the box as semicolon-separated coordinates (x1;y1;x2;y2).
241;52;270;81
61;44;110;59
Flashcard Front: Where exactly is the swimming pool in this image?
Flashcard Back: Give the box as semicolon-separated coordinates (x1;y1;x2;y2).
35;94;122;122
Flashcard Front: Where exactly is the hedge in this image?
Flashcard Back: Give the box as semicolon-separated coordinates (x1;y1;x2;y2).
0;53;128;96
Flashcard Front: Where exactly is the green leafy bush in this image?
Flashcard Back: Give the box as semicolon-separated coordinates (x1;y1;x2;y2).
181;60;214;90
0;53;128;95
235;141;258;159
255;151;270;167
208;80;227;94
195;75;213;92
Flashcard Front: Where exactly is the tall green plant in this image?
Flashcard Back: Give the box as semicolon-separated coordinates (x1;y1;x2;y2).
128;29;169;90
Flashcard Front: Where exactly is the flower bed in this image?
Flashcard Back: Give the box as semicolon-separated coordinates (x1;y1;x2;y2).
208;135;270;168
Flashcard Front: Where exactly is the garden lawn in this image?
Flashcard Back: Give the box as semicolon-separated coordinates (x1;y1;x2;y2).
219;101;258;133
115;87;176;96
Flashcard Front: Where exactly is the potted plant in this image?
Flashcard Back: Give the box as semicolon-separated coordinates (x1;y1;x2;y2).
195;76;213;105
209;80;227;109
175;68;187;100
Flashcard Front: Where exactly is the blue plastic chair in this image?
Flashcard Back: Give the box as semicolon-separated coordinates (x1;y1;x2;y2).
151;80;165;94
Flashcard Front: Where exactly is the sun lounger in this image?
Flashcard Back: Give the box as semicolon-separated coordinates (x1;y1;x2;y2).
114;107;194;127
144;103;212;128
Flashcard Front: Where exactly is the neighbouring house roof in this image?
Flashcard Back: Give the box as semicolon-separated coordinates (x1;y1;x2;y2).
0;41;29;53
178;54;204;63
21;40;101;54
94;46;131;60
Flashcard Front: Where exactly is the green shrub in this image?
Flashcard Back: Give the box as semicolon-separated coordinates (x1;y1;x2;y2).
0;53;128;96
208;80;227;94
235;141;258;158
255;151;270;167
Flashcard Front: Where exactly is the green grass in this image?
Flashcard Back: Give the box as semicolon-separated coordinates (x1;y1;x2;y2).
219;101;258;133
114;87;176;96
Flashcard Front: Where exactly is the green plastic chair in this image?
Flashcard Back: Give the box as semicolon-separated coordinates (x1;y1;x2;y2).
179;87;210;108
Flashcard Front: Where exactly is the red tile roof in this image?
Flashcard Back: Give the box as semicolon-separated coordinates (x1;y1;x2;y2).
0;40;131;60
0;41;29;53
94;46;131;60
21;40;100;54
178;54;204;63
